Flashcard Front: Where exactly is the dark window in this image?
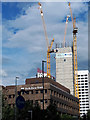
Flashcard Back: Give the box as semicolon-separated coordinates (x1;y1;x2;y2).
64;59;66;62
13;95;15;98
85;74;87;76
40;100;43;103
40;90;43;93
22;91;24;95
54;91;56;95
36;90;38;94
45;99;47;103
45;89;47;93
31;90;33;94
85;86;88;88
9;95;11;98
85;83;88;85
26;91;29;94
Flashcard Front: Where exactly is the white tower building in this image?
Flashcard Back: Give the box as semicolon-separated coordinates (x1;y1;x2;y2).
78;70;89;117
56;47;74;95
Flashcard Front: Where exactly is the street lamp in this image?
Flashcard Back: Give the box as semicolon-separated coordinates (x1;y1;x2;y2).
42;60;46;111
28;110;32;120
15;76;19;120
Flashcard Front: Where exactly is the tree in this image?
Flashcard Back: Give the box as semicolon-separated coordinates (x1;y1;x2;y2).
87;109;90;120
45;103;60;120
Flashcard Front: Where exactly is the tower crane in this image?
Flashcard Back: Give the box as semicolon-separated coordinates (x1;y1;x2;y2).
38;2;54;78
63;15;70;47
68;2;80;114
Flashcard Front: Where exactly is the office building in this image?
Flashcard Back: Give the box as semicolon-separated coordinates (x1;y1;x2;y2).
56;47;74;95
3;77;79;117
78;70;89;116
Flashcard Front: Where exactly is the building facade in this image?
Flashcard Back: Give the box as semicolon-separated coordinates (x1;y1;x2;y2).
78;70;90;116
0;86;2;120
56;47;74;95
3;77;79;117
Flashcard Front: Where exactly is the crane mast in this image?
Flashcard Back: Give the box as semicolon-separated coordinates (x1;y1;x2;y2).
38;2;54;78
68;3;80;115
63;15;70;47
68;2;79;99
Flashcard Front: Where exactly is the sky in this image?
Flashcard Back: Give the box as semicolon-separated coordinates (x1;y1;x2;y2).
1;1;88;86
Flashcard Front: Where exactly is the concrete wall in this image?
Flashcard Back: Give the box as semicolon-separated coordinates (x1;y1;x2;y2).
56;47;74;95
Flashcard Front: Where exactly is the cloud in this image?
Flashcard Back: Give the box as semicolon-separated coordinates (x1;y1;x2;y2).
2;2;88;85
0;69;8;77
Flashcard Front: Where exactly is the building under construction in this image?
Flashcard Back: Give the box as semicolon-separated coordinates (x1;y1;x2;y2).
56;46;74;95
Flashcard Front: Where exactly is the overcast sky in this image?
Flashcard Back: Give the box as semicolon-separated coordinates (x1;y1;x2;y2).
1;1;88;86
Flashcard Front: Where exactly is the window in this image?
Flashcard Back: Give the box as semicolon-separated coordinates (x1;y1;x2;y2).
85;74;87;76
13;95;15;98
45;89;47;93
36;90;38;94
85;83;88;85
26;91;29;94
45;99;47;103
9;104;11;107
31;90;33;94
9;95;11;98
22;91;24;95
85;86;88;88
64;59;66;62
85;80;88;82
54;91;56;95
40;100;43;103
40;90;43;93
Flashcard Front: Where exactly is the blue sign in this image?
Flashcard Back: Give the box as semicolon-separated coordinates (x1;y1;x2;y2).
16;96;25;109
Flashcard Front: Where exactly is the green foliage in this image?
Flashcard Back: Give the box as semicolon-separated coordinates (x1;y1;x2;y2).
2;99;82;120
61;114;74;120
87;109;90;120
45;103;60;120
2;105;14;120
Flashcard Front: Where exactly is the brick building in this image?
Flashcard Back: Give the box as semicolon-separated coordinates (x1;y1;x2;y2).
3;77;79;117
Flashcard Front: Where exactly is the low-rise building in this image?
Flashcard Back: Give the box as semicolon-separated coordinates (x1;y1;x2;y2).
3;77;79;117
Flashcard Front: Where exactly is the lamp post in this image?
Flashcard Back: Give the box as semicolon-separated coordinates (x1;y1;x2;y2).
28;110;32;120
42;60;46;111
15;76;19;120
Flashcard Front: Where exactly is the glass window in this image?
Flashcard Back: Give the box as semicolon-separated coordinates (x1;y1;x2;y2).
9;95;11;98
26;91;29;94
40;100;43;103
40;90;43;93
45;89;47;93
13;95;15;98
31;90;33;94
45;99;47;103
64;59;66;62
36;90;38;94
